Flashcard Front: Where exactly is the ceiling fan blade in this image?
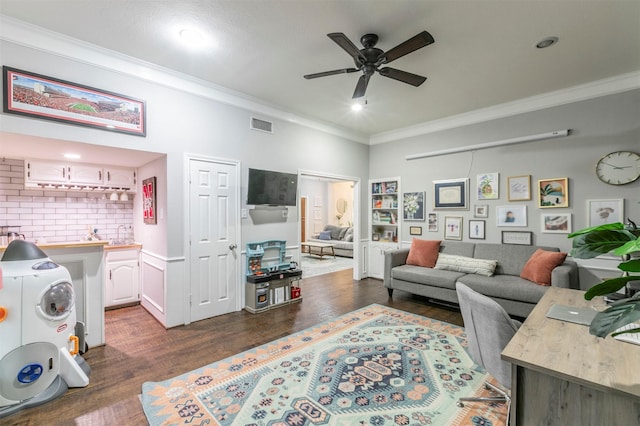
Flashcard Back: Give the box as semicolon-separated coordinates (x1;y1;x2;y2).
378;67;427;87
352;74;371;99
328;32;365;64
380;30;435;64
304;68;360;79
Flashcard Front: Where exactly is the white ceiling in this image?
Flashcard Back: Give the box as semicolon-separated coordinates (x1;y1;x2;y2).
1;1;639;155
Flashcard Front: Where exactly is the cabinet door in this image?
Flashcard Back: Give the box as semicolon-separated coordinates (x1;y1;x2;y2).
70;164;104;185
25;160;69;185
104;167;136;190
368;243;386;279
105;251;140;307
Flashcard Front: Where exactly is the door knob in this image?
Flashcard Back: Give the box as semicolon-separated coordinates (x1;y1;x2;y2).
229;243;237;250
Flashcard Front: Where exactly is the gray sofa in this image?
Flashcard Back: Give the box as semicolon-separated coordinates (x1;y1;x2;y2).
384;240;578;317
307;224;354;257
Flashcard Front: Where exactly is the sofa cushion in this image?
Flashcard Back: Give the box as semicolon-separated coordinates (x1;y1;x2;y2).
392;264;464;290
520;249;568;286
474;243;560;276
458;274;548;304
323;225;344;240
338;227;350;240
434;253;497;277
439;241;476;258
406;238;441;268
344;227;354;242
318;231;331;241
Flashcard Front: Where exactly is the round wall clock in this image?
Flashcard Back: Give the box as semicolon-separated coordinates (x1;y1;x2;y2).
595;151;640;185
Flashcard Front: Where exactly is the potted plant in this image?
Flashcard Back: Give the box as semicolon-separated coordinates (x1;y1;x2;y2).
568;221;640;338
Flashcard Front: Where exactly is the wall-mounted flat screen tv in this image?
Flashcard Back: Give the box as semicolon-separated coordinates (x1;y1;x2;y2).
247;168;298;206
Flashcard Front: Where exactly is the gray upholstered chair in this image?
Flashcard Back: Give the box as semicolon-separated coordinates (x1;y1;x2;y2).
455;282;521;417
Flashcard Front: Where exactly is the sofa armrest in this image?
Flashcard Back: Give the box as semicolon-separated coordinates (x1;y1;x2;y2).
384;248;410;288
551;259;579;289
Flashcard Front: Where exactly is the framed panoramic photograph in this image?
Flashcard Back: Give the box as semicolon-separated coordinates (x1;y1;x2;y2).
474;204;489;218
444;216;463;240
428;212;438;232
469;220;486;239
587;199;624;227
541;213;572;233
538;177;569;208
403;191;425;221
502;231;533;245
409;226;422;236
434;178;469;210
477;172;499;200
3;66;146;136
496;205;527;227
508;175;531;201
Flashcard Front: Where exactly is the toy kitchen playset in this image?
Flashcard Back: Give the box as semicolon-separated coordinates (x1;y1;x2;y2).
245;240;302;314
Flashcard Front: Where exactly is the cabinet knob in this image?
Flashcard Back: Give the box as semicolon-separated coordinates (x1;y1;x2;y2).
229;244;237;250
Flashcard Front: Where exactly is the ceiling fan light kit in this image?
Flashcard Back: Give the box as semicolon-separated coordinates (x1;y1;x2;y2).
304;30;435;99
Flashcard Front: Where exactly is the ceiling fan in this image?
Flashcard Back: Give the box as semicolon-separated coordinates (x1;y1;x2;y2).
304;31;435;99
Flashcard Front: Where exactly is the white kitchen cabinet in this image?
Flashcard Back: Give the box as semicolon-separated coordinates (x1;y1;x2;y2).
25;160;69;184
104;166;136;189
69;164;103;185
25;158;136;191
104;247;140;308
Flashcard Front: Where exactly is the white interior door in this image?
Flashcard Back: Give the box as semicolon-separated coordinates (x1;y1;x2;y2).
189;158;239;323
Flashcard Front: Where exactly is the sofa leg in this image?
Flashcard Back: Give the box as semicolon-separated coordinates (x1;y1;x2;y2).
387;288;393;297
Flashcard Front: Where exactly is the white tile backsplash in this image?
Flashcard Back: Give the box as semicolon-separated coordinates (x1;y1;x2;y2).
0;158;134;243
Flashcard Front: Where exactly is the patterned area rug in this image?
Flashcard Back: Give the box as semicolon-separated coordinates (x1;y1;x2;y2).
141;304;507;425
299;254;353;278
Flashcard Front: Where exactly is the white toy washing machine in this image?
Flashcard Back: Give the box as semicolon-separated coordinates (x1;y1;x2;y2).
0;240;90;418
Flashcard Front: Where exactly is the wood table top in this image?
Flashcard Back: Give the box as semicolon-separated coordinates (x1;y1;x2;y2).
502;286;640;399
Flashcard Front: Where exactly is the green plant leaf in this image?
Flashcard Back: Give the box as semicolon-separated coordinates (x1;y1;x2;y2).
619;259;640;273
613;237;640;256
570;229;636;259
584;276;640;300
589;299;640;338
567;222;624;238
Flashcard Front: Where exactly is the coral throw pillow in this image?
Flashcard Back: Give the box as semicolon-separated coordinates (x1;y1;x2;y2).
520;249;567;286
406;239;441;268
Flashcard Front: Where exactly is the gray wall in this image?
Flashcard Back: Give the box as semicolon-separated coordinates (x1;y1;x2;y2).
370;89;640;253
0;40;370;257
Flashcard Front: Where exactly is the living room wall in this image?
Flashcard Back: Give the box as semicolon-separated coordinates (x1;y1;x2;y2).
369;89;640;253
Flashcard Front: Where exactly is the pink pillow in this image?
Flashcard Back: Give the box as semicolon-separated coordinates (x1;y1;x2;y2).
406;239;441;268
520;249;567;286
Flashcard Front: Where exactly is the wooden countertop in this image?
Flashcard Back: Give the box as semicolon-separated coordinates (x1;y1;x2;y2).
502;286;640;399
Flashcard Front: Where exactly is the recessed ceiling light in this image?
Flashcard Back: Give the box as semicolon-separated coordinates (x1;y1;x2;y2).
64;153;81;159
536;36;559;49
351;103;363;112
180;28;204;45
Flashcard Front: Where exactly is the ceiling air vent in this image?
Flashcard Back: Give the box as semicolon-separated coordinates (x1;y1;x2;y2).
250;117;273;134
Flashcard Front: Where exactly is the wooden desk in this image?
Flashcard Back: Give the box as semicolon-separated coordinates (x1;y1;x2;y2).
502;287;640;425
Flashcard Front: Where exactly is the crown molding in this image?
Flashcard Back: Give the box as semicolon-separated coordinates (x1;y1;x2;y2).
370;71;640;145
0;15;369;144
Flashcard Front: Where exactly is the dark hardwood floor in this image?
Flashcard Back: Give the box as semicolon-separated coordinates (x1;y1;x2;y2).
6;270;462;426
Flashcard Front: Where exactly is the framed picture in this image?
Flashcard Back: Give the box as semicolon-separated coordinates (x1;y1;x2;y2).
477;172;499;200
444;216;463;240
502;231;533;245
403;191;425;221
538;177;569;208
143;177;157;224
3;66;146;136
496;205;527;227
541;213;572;233
469;220;486;239
474;204;489;218
409;226;422;236
508;175;531;201
587;199;624;227
428;212;438;232
434;178;469;210
372;233;380;241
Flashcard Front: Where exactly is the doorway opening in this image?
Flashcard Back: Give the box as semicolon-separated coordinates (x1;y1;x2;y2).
298;171;360;280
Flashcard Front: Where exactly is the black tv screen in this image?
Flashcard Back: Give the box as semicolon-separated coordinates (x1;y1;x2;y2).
247;168;298;206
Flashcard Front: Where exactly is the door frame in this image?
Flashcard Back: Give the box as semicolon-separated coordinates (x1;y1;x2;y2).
298;169;362;280
185;154;242;325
